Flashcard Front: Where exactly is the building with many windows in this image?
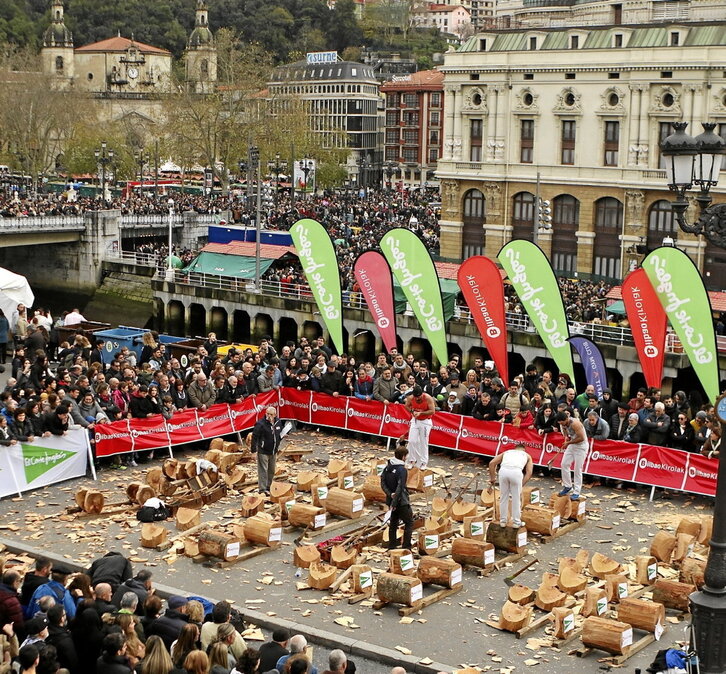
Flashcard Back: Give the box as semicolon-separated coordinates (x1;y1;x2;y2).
436;20;726;288
381;70;445;189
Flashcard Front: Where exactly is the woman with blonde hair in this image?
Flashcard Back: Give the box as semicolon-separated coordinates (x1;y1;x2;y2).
208;641;233;673
141;635;176;674
465;369;479;387
183;650;209;674
116;612;146;664
185;600;205;630
172;623;200;669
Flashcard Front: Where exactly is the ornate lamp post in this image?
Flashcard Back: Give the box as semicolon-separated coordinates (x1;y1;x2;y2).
384;161;397;192
661;122;726;673
357;155;372;192
165;197;175;282
299;158;314;197
267;153;286;205
134;149;148;190
94;141;114;205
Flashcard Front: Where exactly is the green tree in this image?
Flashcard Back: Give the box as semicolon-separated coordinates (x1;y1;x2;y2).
326;0;362;53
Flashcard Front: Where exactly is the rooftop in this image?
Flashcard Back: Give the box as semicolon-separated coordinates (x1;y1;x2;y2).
75;36;171;55
271;60;378;83
381;69;444;90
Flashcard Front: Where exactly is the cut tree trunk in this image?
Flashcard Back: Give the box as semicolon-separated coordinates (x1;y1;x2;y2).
558;557;584;575
698;516;713;546
222;467;247;488
486;523;527;553
452;538;495;568
417;557;462;588
576;549;591;570
269;481;295;504
184;538;199;557
535;583;567;612
650;531;677;563
74;488;88;509
222;441;239;453
463;516;486;540
672;533;695;563
240;493;265;518
424;516;450;533
313;485;329;508
294;545;321;569
451;500;478;522
605;574;630;603
389;549;417;576
297;471;324;493
680;558;706;589
407;468;434;492
581;616;633;655
337;472;356;490
141;523;168;548
330;545;357;570
327;459;353;479
308;561;338;590
376;573;423;607
652;579;697;611
635;555;658;586
288;504;326;530
589;552;622;579
135;485;156;506
522;505;560;536
163;459;179;480
569;498;588;522
508;584;535;605
361;475;387;503
204;449;223;466
480;488;499;508
676;517;702;539
209;438;224;451
175;507;201;532
552;606;576;639
522;487;541;506
582;587;608;618
352;564;374;594
146;467;164;492
558;566;588;595
432;497;452;516
549;494;573;520
126;482;142;502
417;530;442;556
243;514;283;547
617;597;666;633
83;490;105;514
324;488;365;519
198;531;242;561
498;601;532;632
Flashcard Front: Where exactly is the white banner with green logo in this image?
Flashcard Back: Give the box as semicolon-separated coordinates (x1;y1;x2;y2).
0;429;90;498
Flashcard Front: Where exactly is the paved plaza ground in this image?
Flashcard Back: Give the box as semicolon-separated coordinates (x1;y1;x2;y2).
0;428;707;673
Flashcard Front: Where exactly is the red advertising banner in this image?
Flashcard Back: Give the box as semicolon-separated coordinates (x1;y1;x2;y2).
354;251;398;354
457;256;509;385
621;268;668;390
92;391;718;497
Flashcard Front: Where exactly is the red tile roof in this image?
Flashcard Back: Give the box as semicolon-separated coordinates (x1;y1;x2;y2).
606;285;726;312
381;69;444;91
202;241;297;260
75;36;170;55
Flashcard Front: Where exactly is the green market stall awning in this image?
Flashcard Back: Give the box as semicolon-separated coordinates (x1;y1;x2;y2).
183;252;275;279
393;277;461;321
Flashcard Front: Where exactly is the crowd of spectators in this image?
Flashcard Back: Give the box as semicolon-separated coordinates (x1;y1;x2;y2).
0;551;365;674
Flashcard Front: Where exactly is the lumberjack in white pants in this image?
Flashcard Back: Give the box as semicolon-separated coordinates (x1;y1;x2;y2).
488;446;533;527
404;387;436;469
556;412;589;497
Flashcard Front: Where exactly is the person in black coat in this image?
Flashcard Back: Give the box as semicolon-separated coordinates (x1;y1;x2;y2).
258;628;290;673
534;405;558;435
670;413;696;452
609;403;631;440
41;406;70;436
46;604;79;673
70;600;105;673
88;552;133;594
148;596;190;651
96;633;133;674
20;557;52;607
472;392;497;421
111;571;152;615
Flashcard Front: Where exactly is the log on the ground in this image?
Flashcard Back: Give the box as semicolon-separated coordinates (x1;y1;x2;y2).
589;552;622;579
389;549;417;576
222;441;239;453
605;574;630;603
679;558;706;589
498;600;532;632
508;584;535;605
330;545;357;570
198;531;242;561
324;488;365;519
313;485;329;508
141;523;168;548
581;616;633;655
522;487;541;506
650;530;677;563
269;481;295;504
417;556;462;588
522;505;560;536
337;472;356;490
288;504;327;530
424;516;451;533
175;507;201;532
184;538;199;557
570;497;588;521
297;471;325;493
576;549;590;569
480;488;499;508
463;516;486;540
370;459;386;475
83;490;105;514
126;482;143;502
327;459;353;479
552;606;576;640
582;587;608;617
452;537;495;568
209;438;224;451
635;555;658;586
549;494;573;520
240;493;265;518
162;458;179;479
558;566;588;595
451;500;478;522
74;488;88;509
698;516;713;546
673;533;695;563
243;514;283;547
204;448;222;466
417;530;442;556
558;557;584;575
617;597;665;633
652;579;696;612
486;523;526;553
407;468;434;492
135;484;156;506
146;467;164;492
222;467;247;488
308;561;338;590
676;517;702;539
376;572;423;607
432;496;453;516
351;564;374;594
361;475;387;503
535;583;567;612
293;545;321;569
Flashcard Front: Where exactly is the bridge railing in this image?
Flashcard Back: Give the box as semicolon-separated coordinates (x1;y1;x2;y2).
120;214;184;226
0;215;85;229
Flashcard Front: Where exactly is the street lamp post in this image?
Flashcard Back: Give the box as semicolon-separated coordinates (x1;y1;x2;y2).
249;146;261;291
165;197;175;282
268;153;286;205
94;141;114;205
134;149;148;191
357;155;372;193
661;121;726;673
384;161;397;192
299;158;314;198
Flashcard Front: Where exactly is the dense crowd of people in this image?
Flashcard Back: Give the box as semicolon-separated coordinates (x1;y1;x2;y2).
0;551;366;674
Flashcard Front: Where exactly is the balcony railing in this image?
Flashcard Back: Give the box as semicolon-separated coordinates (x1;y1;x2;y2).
120;214;184;227
0;215;85;229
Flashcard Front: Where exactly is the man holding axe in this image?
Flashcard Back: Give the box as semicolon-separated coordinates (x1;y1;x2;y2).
381;442;413;550
405;385;436;469
488;444;533;528
556;410;588;500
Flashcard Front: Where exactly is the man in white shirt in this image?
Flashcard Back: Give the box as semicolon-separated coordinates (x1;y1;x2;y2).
488;444;533;528
63;308;86;326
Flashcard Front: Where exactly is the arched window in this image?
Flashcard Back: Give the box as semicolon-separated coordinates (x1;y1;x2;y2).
647;200;677;250
55;55;64;72
551;194;579;273
511;192;535;241
461;189;485;258
200;59;209;80
593;197;623;278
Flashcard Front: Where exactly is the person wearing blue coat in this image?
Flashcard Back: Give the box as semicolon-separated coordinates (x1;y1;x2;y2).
25;565;76;620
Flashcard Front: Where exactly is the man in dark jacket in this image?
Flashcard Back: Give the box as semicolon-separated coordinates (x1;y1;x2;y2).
148;596;190;650
609;403;631;440
380;442;413;550
0;570;24;635
251;406;284;495
258;628;290;673
46;604;79;673
88;552;132;594
111;570;152;614
21;558;51;607
321;363;343;397
96;632;133;674
41;406;70;436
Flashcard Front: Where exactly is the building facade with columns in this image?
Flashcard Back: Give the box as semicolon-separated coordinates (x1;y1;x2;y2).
436;20;726;289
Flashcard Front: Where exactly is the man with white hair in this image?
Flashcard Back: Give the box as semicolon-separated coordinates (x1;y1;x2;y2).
251;406;284;495
276;634;319;674
322;649;347;674
643;401;671;446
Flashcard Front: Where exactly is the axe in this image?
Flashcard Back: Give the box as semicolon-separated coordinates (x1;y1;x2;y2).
503;558;539;587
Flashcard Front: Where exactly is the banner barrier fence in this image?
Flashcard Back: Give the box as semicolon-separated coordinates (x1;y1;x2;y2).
93;390;718;498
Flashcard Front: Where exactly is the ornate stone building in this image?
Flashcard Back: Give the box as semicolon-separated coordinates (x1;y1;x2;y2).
437;19;726;289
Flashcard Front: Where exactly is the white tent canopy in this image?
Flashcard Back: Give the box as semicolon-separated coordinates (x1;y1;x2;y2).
0;267;34;321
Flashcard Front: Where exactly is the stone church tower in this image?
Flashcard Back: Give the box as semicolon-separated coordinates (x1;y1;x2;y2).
41;0;74;87
185;0;217;94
